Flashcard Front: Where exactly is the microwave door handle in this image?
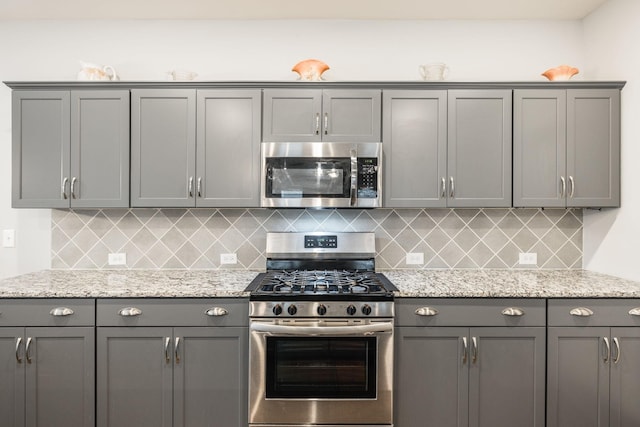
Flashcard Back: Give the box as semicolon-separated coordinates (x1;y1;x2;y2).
350;149;358;206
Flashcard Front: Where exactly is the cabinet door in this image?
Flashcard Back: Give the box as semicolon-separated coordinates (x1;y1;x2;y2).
11;91;70;208
71;90;130;208
0;329;25;427
25;327;95;427
447;90;512;207
383;90;447;207
196;90;261;207
469;327;545;427
395;327;468;427
131;89;197;207
567;89;621;207
262;89;322;142
323;89;381;142
97;327;173;427
513;89;567;207
547;327;610;427
610;328;640;427
173;327;248;427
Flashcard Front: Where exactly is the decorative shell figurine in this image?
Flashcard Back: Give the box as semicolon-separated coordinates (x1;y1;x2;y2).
292;59;330;81
542;65;579;81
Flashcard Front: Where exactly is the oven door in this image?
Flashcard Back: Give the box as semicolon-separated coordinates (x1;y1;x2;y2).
249;318;393;426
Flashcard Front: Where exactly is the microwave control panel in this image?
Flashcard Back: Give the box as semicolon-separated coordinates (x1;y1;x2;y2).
357;158;378;198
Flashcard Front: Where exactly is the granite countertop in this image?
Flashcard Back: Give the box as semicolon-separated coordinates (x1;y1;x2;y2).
2;268;640;299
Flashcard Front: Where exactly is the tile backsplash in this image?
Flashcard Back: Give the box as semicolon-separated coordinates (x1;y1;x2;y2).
52;208;582;270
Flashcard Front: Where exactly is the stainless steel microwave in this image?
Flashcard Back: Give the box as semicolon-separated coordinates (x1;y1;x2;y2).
261;142;382;208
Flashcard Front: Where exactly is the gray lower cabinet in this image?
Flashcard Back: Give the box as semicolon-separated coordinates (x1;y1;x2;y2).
395;299;546;427
547;299;640;427
514;89;621;208
0;299;95;427
12;90;129;208
96;299;248;427
262;88;382;142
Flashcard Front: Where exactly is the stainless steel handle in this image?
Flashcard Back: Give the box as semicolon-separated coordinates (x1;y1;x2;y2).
174;337;181;364
501;307;525;317
462;336;468;364
188;176;194;198
250;321;393;336
164;337;171;363
324;112;328;135
570;307;594;317
449;176;455;198
205;307;229;317
603;337;611;363
472;336;478;363
118;307;142;317
613;337;621;364
569;176;575;198
25;337;33;364
349;148;358;207
560;176;566;198
315;113;320;135
50;307;74;317
62;177;69;199
197;177;202;198
70;177;77;199
441;177;446;198
15;337;23;363
415;307;439;316
628;307;640;316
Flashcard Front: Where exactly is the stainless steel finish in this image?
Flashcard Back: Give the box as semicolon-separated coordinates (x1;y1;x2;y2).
350;148;358;207
472;336;478;363
570;307;594;317
70;176;77;199
188;176;194;197
250;300;394;318
197;177;202;197
174;337;181;364
164;336;171;363
266;231;376;260
62;177;69;199
250;319;393;336
315;113;320;135
462;336;468;364
441;177;446;198
25;337;33;363
249;425;390;427
450;176;455;198
613;337;621;364
205;307;229;317
603;336;611;363
118;307;143;317
560;176;566;197
50;307;74;317
415;306;439;316
569;175;575;198
15;337;22;363
323;112;328;135
502;307;525;317
628;307;640;316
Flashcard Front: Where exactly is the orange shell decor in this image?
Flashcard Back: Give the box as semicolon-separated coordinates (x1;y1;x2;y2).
292;59;330;81
542;65;580;81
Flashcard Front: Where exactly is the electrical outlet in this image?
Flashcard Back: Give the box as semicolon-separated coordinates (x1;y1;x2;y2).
220;253;238;265
518;252;537;265
108;253;127;266
406;252;424;265
2;229;15;248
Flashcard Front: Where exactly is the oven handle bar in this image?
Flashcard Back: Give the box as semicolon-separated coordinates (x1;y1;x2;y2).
250;321;393;336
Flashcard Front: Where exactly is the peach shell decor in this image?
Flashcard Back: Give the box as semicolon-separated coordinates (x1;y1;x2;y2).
292;59;330;81
542;65;580;81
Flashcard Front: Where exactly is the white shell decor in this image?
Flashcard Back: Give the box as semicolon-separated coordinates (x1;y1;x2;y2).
292;59;330;81
542;65;579;81
77;61;119;81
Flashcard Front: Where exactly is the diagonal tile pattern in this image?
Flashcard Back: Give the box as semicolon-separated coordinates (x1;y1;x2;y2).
51;208;583;270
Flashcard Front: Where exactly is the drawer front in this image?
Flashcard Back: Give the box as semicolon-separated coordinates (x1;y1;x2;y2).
0;299;95;326
97;298;249;327
395;298;546;327
548;299;640;326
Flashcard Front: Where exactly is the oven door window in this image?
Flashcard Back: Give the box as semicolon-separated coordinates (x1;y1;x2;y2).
265;158;351;199
265;336;377;399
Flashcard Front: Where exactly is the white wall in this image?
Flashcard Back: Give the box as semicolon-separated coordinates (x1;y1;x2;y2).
0;19;586;279
582;0;640;281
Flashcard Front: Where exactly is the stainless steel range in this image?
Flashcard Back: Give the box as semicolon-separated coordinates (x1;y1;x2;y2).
246;232;396;427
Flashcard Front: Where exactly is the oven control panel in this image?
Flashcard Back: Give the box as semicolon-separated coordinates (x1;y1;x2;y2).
250;301;394;318
304;234;338;249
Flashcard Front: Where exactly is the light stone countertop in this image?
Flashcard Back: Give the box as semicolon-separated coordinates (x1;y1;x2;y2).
1;269;640;299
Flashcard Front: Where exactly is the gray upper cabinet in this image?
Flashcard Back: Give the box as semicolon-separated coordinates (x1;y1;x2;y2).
12;90;129;208
383;90;448;207
447;90;512;207
263;88;381;142
514;89;621;208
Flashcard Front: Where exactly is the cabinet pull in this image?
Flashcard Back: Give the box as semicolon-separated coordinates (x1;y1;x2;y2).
449;177;455;198
188;176;194;198
62;177;69;199
324;112;329;135
629;307;640;316
569;176;575;198
471;337;478;363
50;307;74;317
315;113;320;135
501;307;525;317
25;337;33;364
462;336;468;364
613;337;621;364
15;337;23;363
441;177;446;198
603;337;611;363
174;337;181;364
560;176;566;198
415;307;439;317
570;307;594;317
164;337;171;363
205;307;229;317
197;177;202;198
70;177;78;199
118;307;142;317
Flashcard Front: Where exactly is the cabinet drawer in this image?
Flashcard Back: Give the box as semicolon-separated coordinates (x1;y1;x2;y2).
0;299;95;326
97;298;249;327
548;299;640;326
395;298;546;327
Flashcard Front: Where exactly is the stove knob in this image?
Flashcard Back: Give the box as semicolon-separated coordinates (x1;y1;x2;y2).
287;305;298;316
346;305;357;316
317;304;327;316
272;304;283;316
361;304;372;316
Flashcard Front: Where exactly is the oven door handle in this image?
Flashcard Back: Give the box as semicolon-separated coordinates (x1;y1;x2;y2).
250;321;393;336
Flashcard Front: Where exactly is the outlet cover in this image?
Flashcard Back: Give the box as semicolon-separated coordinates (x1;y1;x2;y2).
2;229;15;248
406;252;424;265
220;253;238;264
518;252;537;265
108;253;127;266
